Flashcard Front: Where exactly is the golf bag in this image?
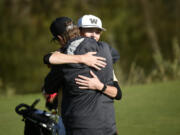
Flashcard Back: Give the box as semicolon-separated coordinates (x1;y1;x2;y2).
15;99;65;135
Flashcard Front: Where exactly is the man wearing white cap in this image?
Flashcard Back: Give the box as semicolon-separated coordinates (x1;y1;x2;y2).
77;14;119;63
76;14;120;135
78;14;106;41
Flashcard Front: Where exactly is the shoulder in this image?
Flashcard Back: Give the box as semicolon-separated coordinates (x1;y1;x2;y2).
98;41;111;50
82;37;98;46
76;37;98;53
66;37;98;55
66;37;85;55
98;41;118;53
98;41;112;51
98;41;109;46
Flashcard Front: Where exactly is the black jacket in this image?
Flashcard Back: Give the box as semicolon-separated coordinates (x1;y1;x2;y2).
43;37;120;134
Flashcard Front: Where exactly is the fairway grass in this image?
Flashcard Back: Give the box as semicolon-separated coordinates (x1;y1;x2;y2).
0;80;180;135
115;80;180;135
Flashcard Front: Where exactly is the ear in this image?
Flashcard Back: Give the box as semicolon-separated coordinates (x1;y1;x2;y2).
57;35;63;41
57;35;65;46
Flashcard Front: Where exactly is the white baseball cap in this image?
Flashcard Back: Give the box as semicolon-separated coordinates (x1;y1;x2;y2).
78;15;106;31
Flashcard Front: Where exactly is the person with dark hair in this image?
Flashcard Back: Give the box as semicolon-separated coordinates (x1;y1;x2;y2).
42;16;122;135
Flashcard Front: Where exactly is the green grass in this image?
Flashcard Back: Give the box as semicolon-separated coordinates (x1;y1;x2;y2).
0;80;180;135
115;80;180;135
0;94;46;135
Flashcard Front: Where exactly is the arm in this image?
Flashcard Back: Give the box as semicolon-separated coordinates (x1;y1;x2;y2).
44;51;106;70
41;66;63;110
42;66;62;94
110;47;120;63
75;70;122;100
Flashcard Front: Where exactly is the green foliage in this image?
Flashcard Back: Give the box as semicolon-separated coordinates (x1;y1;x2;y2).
0;0;179;93
147;37;180;82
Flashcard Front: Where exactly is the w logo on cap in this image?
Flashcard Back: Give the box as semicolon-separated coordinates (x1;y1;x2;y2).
89;18;97;24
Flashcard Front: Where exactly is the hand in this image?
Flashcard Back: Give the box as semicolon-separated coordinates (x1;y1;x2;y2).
75;70;104;90
44;93;58;103
81;52;106;70
45;93;58;111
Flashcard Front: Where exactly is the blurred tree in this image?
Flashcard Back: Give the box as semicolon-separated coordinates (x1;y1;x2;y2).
0;0;179;93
